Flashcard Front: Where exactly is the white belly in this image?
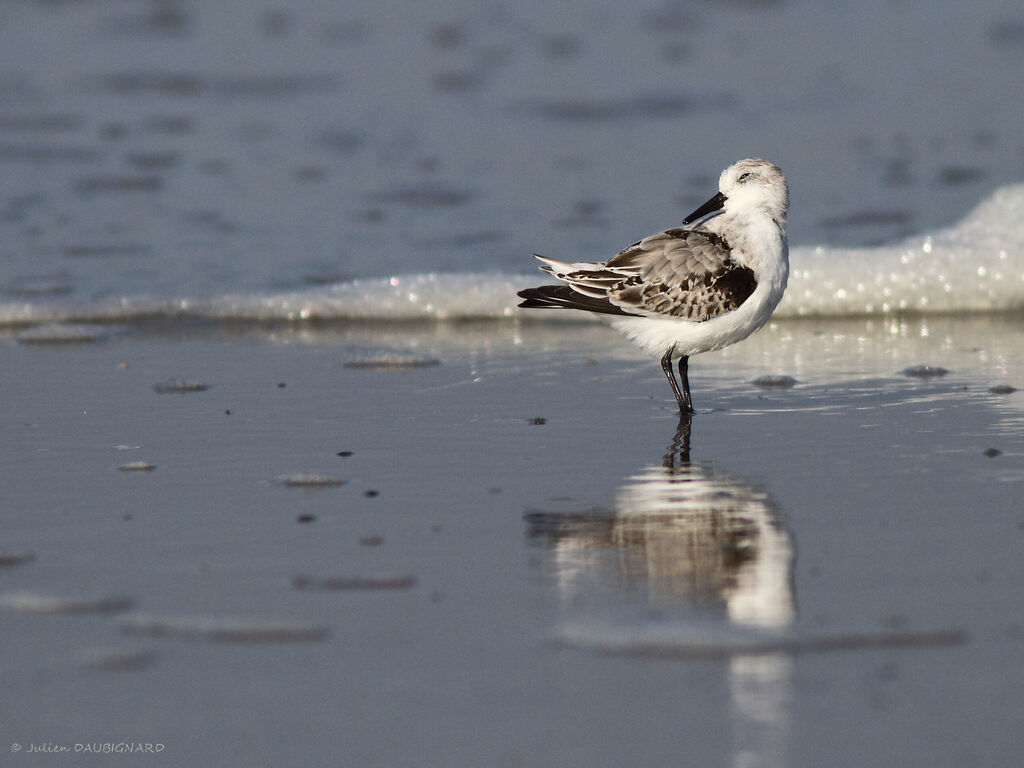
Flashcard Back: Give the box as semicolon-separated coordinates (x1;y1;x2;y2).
608;268;787;358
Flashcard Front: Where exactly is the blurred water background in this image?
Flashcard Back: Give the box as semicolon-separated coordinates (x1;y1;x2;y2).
1;0;1023;323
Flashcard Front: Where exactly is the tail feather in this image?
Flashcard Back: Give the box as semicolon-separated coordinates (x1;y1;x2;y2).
519;252;639;316
532;253;573;276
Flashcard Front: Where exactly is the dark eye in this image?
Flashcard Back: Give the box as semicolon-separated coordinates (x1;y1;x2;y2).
738;172;752;182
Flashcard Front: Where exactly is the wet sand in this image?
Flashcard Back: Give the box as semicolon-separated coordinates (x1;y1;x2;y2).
2;315;1023;767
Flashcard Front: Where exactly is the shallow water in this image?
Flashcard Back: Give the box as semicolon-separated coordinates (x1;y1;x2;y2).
1;317;1023;766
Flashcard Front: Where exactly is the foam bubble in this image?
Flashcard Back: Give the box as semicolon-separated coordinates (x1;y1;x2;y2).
15;323;110;344
119;613;328;643
0;590;133;614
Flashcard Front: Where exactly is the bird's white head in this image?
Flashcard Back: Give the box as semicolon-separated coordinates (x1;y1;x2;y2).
719;158;788;227
683;158;788;230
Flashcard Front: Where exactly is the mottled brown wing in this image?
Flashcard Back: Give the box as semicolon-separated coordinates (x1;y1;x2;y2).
603;229;756;321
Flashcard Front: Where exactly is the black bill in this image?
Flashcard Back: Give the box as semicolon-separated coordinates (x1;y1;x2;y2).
682;191;727;225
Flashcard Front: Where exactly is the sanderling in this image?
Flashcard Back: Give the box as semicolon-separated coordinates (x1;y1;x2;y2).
518;158;789;415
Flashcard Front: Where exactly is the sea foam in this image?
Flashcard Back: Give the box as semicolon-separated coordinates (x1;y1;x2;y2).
782;182;1024;316
2;184;1022;326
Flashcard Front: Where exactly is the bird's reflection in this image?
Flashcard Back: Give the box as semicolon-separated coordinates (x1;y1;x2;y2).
526;417;795;628
525;416;796;768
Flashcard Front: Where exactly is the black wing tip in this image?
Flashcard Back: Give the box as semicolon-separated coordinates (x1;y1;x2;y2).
517;285;638;316
517;286;560;308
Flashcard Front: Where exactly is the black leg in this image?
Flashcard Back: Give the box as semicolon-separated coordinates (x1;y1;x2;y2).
678;356;694;414
660;347;687;412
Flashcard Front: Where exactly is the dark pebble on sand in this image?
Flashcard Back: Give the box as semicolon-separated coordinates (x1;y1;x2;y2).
528;417;547;425
292;574;416;591
277;473;345;489
983;448;1002;458
752;375;798;389
344;353;441;370
153;379;210;393
119;461;157;472
901;365;949;378
989;385;1017;394
0;551;34;567
296;514;317;523
82;649;158;671
336;451;353;457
